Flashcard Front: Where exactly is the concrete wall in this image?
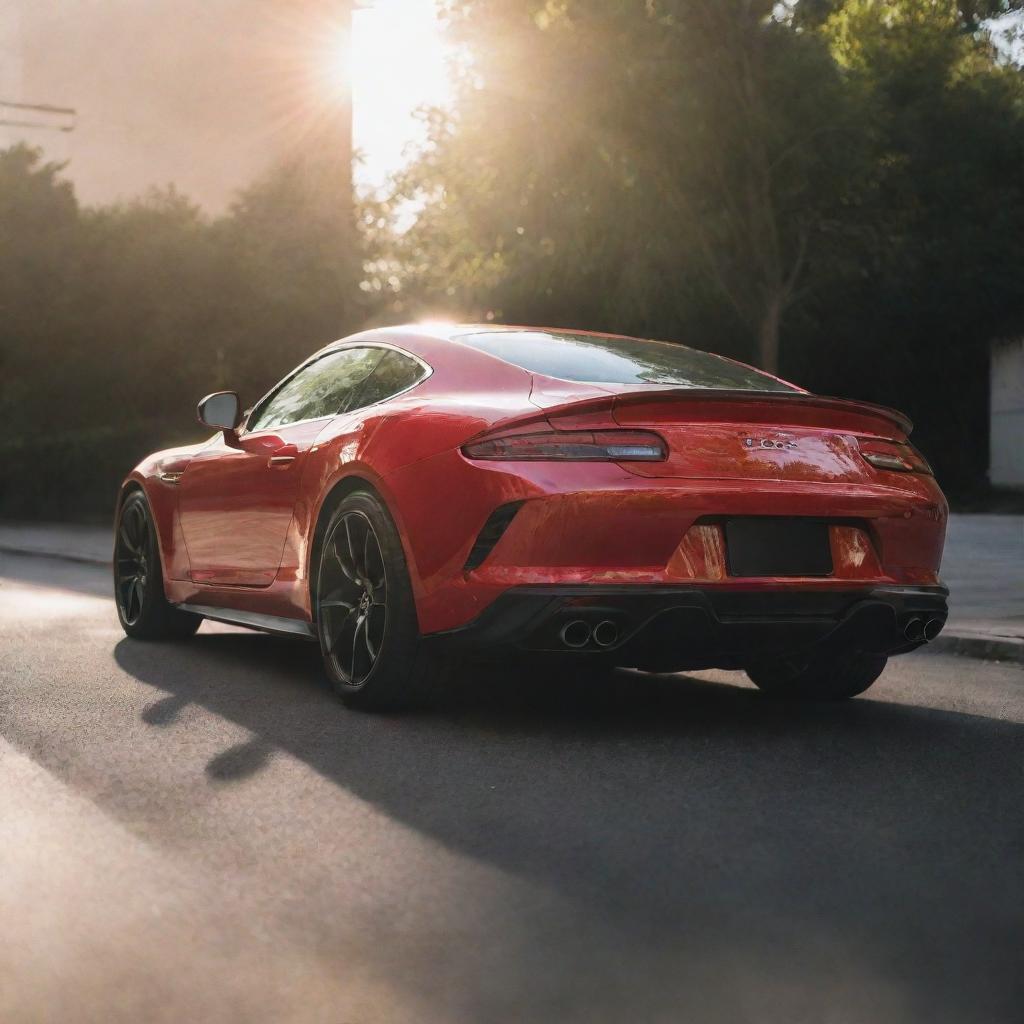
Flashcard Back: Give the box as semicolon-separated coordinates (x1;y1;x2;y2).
990;337;1024;488
0;0;351;211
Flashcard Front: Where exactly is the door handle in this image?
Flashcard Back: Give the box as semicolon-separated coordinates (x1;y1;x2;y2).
268;444;298;468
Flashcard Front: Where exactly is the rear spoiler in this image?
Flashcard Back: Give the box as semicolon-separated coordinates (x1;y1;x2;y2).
611;389;913;436
476;388;913;442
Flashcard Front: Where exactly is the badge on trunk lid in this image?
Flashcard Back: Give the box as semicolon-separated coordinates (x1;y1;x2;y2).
744;437;798;450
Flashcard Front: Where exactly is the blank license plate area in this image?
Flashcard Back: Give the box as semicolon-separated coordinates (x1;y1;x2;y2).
725;518;833;577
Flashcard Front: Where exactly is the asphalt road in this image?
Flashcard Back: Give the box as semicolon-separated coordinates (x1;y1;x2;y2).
1;552;1022;1024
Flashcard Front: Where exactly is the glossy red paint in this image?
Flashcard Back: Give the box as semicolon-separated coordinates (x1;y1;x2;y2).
122;324;948;635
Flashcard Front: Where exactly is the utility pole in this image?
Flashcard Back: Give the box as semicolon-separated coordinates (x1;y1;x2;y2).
0;99;76;133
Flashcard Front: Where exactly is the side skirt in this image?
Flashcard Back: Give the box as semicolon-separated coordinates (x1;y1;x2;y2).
177;603;318;641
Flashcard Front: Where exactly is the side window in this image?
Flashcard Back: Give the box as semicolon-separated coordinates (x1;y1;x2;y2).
248;348;383;431
349;349;428;411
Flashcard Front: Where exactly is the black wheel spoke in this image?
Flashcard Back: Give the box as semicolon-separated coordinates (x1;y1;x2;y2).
364;535;384;594
129;506;145;548
119;525;139;555
322;603;356;655
345;518;360;578
333;529;357;581
350;615;363;679
362;527;374;581
364;603;385;660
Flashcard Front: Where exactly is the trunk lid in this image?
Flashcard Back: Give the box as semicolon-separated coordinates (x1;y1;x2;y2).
606;389;911;483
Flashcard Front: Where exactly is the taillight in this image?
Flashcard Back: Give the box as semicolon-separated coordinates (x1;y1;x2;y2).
863;452;913;472
462;430;667;462
858;437;932;475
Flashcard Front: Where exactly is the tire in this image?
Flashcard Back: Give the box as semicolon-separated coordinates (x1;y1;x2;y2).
314;490;446;710
114;491;202;640
745;650;888;700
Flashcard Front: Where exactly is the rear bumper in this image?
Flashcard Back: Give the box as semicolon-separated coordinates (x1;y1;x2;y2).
425;584;949;671
388;450;948;635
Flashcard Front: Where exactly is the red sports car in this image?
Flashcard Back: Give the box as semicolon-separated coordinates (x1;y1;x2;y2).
115;324;948;708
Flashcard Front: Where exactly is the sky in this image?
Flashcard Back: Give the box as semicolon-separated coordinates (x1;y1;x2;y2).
0;0;454;208
351;0;453;191
2;0;1018;205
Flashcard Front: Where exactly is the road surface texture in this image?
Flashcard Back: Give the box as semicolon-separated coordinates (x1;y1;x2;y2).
2;551;1022;1024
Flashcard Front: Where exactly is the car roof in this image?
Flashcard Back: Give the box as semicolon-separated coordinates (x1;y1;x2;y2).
328;323;653;347
322;323;804;396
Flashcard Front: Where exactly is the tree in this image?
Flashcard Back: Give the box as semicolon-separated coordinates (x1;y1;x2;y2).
0;147;377;518
391;0;873;372
656;1;873;372
802;0;1024;484
0;145;80;421
387;0;1024;486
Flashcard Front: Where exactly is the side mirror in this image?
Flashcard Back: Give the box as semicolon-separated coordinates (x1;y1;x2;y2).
197;391;241;436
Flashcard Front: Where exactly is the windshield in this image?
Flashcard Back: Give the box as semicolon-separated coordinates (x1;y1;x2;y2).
456;329;799;392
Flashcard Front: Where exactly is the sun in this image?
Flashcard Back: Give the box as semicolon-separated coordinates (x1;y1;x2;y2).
346;0;454;189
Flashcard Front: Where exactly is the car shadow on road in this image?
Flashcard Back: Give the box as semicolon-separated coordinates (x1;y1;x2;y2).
114;632;1024;1024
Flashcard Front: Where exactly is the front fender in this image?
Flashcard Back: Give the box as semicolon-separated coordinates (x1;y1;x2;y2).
119;440;209;582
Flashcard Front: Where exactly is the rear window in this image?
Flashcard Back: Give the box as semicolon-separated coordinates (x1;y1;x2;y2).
456;330;798;392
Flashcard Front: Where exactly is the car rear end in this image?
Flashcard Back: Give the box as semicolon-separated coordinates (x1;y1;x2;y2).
407;329;948;672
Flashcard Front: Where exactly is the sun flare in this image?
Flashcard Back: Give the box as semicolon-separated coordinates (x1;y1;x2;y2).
348;0;454;189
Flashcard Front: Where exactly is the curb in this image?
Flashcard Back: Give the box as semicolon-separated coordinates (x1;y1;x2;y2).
3;543;1022;665
928;632;1024;666
0;544;111;568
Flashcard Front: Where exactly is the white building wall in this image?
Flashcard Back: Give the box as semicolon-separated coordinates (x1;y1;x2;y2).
990;337;1024;488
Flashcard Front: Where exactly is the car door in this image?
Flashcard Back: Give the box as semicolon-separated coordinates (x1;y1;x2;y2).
178;347;384;586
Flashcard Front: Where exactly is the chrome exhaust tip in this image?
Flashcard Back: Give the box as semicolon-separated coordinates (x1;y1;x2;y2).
560;620;592;649
904;617;926;642
923;617;944;642
592;620;619;648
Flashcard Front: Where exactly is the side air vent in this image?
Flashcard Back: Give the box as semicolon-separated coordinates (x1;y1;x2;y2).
463;501;525;571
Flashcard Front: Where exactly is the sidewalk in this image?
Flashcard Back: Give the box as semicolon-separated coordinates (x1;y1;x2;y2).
1;515;1021;663
932;515;1023;663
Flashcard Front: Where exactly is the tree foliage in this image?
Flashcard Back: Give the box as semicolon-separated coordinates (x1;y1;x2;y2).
0;145;370;518
2;0;1023;517
384;0;1024;487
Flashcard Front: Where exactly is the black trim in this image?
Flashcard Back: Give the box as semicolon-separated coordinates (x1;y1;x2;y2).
424;584;949;671
463;501;526;571
176;603;317;640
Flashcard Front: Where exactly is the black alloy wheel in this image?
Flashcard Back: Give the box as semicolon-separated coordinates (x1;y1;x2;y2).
315;490;446;710
318;510;388;686
113;491;201;640
116;497;150;626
